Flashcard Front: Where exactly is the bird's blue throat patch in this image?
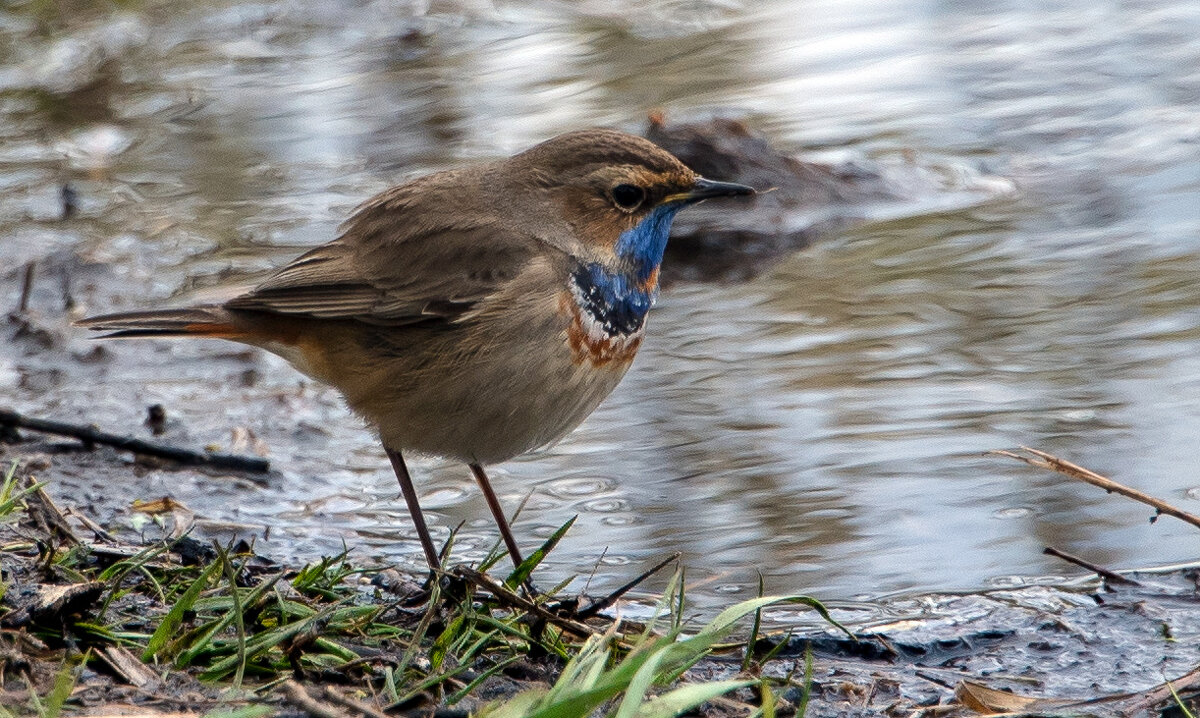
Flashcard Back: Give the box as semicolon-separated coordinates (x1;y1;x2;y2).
614;202;683;283
570;264;654;336
570;203;683;336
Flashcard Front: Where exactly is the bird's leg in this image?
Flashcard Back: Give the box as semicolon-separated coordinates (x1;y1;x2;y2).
468;463;525;570
386;447;442;572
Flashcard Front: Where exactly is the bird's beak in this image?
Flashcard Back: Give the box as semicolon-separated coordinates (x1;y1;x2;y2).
665;177;757;205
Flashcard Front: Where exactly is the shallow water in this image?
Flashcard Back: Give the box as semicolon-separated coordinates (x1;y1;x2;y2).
3;0;1200;613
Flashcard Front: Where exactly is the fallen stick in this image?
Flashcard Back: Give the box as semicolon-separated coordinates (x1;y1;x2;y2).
453;566;601;638
64;508;119;543
320;686;391;718
574;551;681;619
990;447;1200;531
97;645;160;690
1116;663;1200;717
1043;546;1141;587
18;261;35;313
23;474;81;546
282;680;345;718
0;407;269;474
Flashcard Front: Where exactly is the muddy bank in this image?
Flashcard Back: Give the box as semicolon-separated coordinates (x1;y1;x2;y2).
0;448;1197;717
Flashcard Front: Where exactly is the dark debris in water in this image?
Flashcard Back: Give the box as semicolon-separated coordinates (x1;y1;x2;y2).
0;405;271;474
648;115;882;283
644;114;1012;282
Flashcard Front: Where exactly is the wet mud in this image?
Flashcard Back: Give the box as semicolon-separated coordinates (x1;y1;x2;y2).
0;452;1197;716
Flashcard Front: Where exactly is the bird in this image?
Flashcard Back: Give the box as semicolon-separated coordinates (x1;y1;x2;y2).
78;128;755;574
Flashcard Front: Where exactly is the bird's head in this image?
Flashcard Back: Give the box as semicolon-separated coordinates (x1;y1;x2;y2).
506;129;754;284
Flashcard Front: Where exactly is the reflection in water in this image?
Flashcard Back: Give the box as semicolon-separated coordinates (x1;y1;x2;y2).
2;0;1200;613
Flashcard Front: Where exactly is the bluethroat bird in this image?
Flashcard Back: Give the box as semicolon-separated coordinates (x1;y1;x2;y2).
78;129;754;573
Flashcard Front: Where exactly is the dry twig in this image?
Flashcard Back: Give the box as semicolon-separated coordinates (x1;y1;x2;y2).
282;680;346;718
320;686;391;718
1117;664;1200;717
0;407;270;474
22;474;81;546
990;447;1200;531
18;262;35;313
1042;546;1141;587
574;551;681;619
453;567;601;638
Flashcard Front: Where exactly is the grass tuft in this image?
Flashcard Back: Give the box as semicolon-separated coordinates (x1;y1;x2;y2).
0;465;845;716
0;460;44;522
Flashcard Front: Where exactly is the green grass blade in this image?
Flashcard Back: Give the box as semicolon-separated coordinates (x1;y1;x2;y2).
575;632;617;692
143;557;223;661
480;689;545;718
394;578;441;679
477;540;508;573
430;613;466;671
1167;678;1197;718
797;643;813;718
761;681;776;718
641;569;681;643
198;603;341;680
506;515;576;589
216;546;247;690
175;570;285;667
525;685;634;718
702;595;851;639
742;573;765;671
634;679;756;718
43;654;86;718
0;467;45;523
447;655;522;705
542;633;609;704
613;644;674;718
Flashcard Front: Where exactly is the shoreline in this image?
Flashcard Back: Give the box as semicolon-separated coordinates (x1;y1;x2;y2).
1;449;1196;717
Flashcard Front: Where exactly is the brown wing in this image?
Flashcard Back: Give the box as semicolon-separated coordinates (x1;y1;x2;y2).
226;202;551;327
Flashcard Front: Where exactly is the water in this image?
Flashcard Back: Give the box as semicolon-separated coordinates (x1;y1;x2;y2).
3;0;1199;613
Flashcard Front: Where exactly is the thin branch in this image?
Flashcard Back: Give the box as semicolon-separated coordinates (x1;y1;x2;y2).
1042;546;1140;587
281;680;345;718
320;686;391;718
453;566;601;638
990;447;1200;531
0;407;269;474
574;551;681;619
18;261;35;313
23;474;81;546
1116;664;1200;717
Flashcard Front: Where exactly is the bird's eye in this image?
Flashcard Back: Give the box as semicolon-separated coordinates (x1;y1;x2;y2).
611;184;645;211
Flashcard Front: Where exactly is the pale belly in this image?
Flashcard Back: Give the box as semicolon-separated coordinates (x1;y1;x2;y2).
275;299;646;467
381;345;635;465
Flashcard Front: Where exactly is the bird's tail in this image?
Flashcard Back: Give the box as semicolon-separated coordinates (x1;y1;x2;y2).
75;306;242;339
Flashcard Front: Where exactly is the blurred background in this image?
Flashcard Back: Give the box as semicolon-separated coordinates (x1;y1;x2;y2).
2;0;1199;617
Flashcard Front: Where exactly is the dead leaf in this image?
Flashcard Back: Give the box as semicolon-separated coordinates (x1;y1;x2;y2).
955;681;1046;714
131;496;194;537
